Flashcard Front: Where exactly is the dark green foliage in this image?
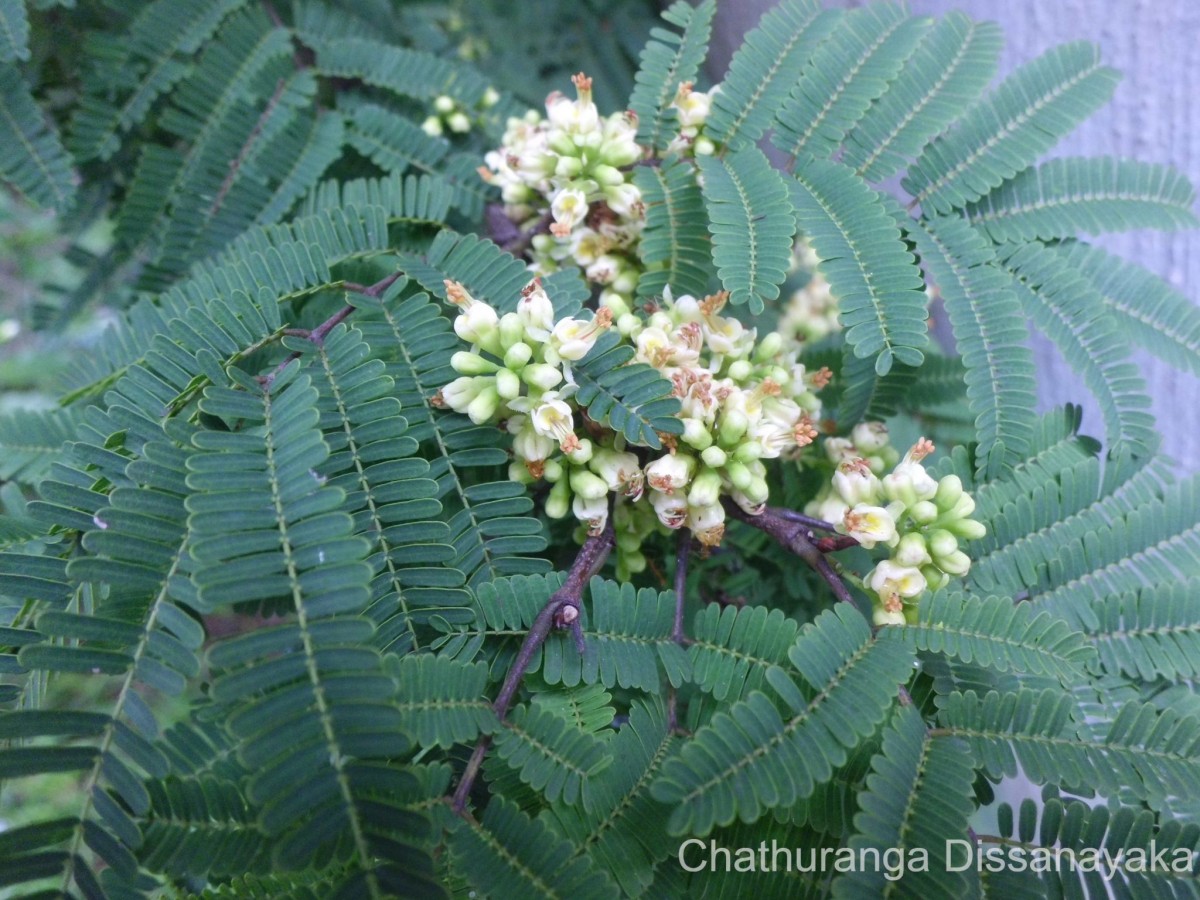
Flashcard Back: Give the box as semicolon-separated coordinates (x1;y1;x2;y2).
1;1;1199;898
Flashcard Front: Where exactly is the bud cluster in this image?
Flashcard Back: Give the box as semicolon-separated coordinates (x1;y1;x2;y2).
779;240;842;346
818;436;985;625
422;89;501;137
435;279;826;579
481;73;723;316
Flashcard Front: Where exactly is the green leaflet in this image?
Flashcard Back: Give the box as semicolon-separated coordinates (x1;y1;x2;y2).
633;157;713;300
965;157;1198;242
904;41;1120;213
791;157;927;375
0;62;75;211
628;0;716;152
697;147;795;314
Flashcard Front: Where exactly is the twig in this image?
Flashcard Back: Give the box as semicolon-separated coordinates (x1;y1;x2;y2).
450;521;615;813
773;509;838;532
258;272;403;389
667;529;691;732
723;501;858;605
209;78;287;218
503;210;553;259
814;535;859;553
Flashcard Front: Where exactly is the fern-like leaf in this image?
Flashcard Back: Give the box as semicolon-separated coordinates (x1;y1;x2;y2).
965;156;1198;242
697;147;795;314
652;603;915;835
905;41;1120;214
772;2;930;163
791;158;928;375
0;0;29;63
842;11;1002;182
627;0;716;152
632;157;712;300
0;62;76;211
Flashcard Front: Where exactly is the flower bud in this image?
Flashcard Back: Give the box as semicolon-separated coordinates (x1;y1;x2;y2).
934;474;964;510
441;375;485;414
868;560;927;601
724;460;753;492
450;350;498;376
590;448;643;499
495;368;521;400
543;458;564;482
694;136;715;156
546;478;571;519
873;607;907;627
927;529;958;560
421;116;443;136
936;550;972;577
454;301;501;349
908;500;939;525
572;493;608;535
682;418;714;450
894;533;932;567
851;421;889;453
592;164;624;186
727;359;753;381
701;445;727;468
651;489;688;529
465;386;500;424
499;312;525;350
921;565;950;593
945;493;977;521
567;438;594;465
644;453;694;494
508;462;534;485
731;489;766;516
522;364;564;391
688;469;722;508
947;518;987;541
718;409;749;445
504;342;534;370
448;112;471;133
517;282;555;341
753;331;783;361
551;311;611;360
434;95;455;114
687;503;726;547
513;427;555;463
733;441;763;463
569;467;609;500
832;459;881;506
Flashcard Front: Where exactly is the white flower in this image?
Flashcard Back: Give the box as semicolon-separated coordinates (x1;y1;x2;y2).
604;182;642;218
550;188;589;235
572;493;608;536
868;560;927;602
832;458;881;506
851;421;889;453
517;280;555;341
671;82;713;129
513;426;555;465
687;502;726;547
440;376;485;414
650;490;688;529
882;461;938;505
530;395;580;452
841;504;896;549
644;453;694;494
551;309;612;360
894;533;932;567
589;448;644;500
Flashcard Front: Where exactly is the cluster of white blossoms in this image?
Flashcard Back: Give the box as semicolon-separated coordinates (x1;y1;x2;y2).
778;240;842;346
481;74;720;315
421;89;501;137
435;278;827;581
818;434;986;625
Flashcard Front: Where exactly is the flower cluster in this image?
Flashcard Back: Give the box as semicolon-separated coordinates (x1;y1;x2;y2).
820;436;986;625
421;89;501;137
778;240;842;346
435;278;826;580
482;73;722;315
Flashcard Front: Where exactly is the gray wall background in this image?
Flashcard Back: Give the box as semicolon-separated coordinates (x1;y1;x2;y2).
709;0;1200;469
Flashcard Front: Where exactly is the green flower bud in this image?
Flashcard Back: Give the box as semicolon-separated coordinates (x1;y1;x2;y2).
688;469;723;508
451;351;499;376
920;565;950;593
616;530;642;552
465;386;500;424
421;116;443;137
495;368;521;400
623;549;647;574
894;532;932;567
504;342;533;369
567;438;594;465
873;606;906;627
434;95;455;114
727;359;753;381
754;332;783;362
592;164;624;186
447;112;471;133
522;364;563;391
946;518;987;541
682;418;714;450
908;500;939;525
555;156;583;178
725;460;753;491
694;136;716;156
719;409;749;445
934;474;964;511
612;270;638;294
569;467;609;500
546;478;571;519
734;441;763;463
937;550;971;577
508;461;534;485
927;529;958;560
499;312;525;350
543;458;564;482
701;445;727;468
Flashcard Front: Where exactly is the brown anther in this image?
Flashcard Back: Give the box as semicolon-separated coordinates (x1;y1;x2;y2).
550;222;572;238
593;307;614;328
677;322;703;350
525;459;545;479
841;456;871;475
477;166;494;183
843;509;865;532
561;433;581;454
657;432;679;453
571;72;593;92
910;437;935;461
884;593;903;614
444;280;470;305
520;278;542;297
695;524;725;548
809;366;833;389
700;291;730;317
821;418;838;435
758;378;782;398
794;416;819;447
430;390;448;409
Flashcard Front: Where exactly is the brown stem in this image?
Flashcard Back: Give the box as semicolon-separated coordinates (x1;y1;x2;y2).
723;501;858;606
773;509;838;532
815;535;859;553
258;272;403;389
450;521;615;813
667;529;691;732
